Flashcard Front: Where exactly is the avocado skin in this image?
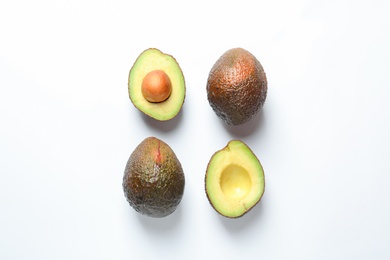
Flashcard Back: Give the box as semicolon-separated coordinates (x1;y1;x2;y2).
207;48;267;125
123;137;185;218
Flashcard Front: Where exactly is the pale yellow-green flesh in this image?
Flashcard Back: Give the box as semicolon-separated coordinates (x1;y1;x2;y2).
129;49;185;121
206;140;265;218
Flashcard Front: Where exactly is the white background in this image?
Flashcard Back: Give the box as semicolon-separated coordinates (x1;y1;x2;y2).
1;0;390;259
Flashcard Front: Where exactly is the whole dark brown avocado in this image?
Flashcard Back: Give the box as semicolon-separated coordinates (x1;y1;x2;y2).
123;137;185;218
206;48;267;125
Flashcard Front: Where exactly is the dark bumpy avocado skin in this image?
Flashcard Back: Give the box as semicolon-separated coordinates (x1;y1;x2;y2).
123;137;185;218
207;48;267;125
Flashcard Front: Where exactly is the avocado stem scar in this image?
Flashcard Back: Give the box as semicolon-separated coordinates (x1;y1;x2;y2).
155;140;162;164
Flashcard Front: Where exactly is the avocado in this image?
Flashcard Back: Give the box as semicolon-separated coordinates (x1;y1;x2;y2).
129;48;186;121
123;137;185;218
206;48;267;125
205;140;265;218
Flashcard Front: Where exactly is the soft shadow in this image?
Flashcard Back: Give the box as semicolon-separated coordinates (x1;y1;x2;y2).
137;204;183;233
222;109;266;138
140;106;184;132
219;201;265;233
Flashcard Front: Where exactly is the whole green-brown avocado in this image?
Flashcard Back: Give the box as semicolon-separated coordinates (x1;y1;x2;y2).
123;137;185;218
206;48;267;125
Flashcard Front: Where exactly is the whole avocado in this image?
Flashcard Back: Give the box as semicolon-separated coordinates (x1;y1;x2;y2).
123;137;185;218
206;48;268;125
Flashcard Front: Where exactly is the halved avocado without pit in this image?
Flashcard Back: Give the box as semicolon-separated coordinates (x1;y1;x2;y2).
205;140;265;218
128;48;186;121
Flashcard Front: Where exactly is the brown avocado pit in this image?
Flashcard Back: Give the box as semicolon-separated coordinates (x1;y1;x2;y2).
141;70;172;103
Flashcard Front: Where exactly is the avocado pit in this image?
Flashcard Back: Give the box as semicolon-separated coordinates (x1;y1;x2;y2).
141;70;172;103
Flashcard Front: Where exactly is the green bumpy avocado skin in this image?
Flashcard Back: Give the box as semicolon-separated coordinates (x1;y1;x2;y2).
123;137;185;218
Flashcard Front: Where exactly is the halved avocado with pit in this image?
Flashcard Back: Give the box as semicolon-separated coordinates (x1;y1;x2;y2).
205;140;265;218
128;48;185;121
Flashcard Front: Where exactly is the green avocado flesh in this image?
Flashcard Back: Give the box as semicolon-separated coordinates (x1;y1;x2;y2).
129;48;185;121
205;140;265;218
123;137;185;218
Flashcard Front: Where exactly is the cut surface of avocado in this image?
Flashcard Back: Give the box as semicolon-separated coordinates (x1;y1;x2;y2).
205;140;265;218
129;48;185;121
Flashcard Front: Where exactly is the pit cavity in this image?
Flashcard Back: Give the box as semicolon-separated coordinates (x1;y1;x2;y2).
220;164;251;200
